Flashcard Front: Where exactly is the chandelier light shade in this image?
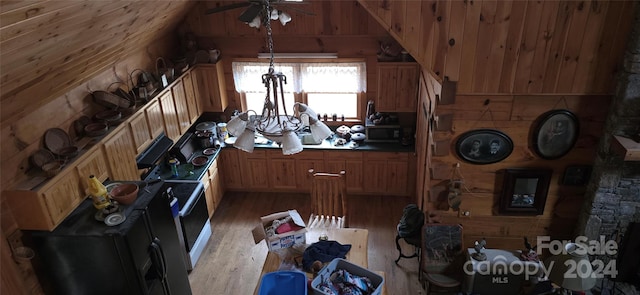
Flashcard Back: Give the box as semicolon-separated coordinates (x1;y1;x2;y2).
230;0;332;155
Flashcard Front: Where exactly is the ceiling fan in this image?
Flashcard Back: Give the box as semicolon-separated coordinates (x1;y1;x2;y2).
205;0;313;23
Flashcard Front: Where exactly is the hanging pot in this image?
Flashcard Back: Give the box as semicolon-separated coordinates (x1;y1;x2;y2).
195;130;215;149
350;125;365;133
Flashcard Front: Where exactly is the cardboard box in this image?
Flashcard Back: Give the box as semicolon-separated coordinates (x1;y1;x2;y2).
311;258;384;295
252;210;307;251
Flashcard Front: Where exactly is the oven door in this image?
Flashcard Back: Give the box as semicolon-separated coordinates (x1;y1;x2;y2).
178;187;209;252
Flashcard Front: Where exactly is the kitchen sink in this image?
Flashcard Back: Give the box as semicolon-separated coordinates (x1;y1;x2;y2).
300;134;322;145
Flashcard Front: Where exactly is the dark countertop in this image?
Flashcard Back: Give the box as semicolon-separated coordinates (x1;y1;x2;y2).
223;135;415;153
146;146;222;182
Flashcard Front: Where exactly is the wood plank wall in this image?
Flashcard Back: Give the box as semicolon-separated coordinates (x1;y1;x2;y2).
182;1;392;114
359;0;636;95
359;0;635;249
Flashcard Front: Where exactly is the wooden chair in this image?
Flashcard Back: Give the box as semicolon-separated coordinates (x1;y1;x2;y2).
307;169;347;229
420;223;464;294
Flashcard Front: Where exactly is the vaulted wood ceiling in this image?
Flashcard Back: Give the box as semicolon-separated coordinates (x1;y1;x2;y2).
0;1;196;126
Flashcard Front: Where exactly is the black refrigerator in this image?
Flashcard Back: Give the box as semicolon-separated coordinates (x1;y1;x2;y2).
26;180;192;295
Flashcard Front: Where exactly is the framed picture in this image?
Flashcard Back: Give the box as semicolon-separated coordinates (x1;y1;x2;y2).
499;168;552;215
455;129;514;165
532;110;579;160
562;165;592;186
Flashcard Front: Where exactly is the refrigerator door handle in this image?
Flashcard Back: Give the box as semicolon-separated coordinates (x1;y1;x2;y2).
150;238;167;280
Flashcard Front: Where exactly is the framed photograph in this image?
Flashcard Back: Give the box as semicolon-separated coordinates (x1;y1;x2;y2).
532;110;579;160
562;165;592;186
455;129;514;165
499;168;552;215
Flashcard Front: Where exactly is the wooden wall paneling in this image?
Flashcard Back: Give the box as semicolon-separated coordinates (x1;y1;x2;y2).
442;0;465;82
497;1;527;93
571;1;610;93
593;0;636;93
540;1;575;93
403;1;422;59
431;0;448;79
419;0;439;71
512;0;544;93
509;95;611;122
1;2;89;41
554;1;591;93
471;0;498;92
456;0;482;93
482;1;513;93
436;95;514;122
524;1;560;94
388;0;405;38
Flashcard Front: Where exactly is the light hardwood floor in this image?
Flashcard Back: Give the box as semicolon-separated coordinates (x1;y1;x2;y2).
188;191;425;295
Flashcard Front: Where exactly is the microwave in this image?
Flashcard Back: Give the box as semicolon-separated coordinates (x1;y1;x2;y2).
365;125;402;142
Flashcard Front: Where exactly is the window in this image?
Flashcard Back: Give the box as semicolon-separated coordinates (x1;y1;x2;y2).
232;61;366;121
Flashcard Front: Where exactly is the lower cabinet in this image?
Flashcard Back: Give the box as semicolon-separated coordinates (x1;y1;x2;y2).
204;158;223;218
4;166;84;230
220;148;412;196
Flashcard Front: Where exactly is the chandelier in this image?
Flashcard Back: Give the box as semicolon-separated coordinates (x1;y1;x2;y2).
226;1;332;155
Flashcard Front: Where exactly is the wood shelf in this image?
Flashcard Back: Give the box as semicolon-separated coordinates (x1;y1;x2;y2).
612;135;640;161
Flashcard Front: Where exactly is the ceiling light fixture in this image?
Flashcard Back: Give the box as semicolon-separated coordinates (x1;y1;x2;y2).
227;1;332;155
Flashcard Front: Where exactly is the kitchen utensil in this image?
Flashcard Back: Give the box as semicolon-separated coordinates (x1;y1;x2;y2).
336;125;351;139
203;148;217;156
351;132;365;142
31;149;55;168
91;90;131;109
104;212;126;226
350;124;365;133
196;121;217;133
191;155;208;167
42;161;63;178
44;128;72;153
95;109;122;124
84;122;108;137
55;146;79;159
195;131;215;148
110;183;139;205
105;183;122;195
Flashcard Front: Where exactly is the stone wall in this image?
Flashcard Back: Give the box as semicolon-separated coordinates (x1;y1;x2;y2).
575;4;640;294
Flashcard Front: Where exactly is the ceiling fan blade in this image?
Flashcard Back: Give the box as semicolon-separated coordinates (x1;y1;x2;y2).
238;5;263;23
205;2;252;15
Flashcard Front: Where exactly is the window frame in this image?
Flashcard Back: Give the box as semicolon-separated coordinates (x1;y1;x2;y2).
234;58;366;125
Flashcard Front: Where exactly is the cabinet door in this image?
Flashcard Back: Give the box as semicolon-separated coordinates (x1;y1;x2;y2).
209;166;223;215
75;147;111;192
171;79;191;134
387;160;409;195
324;151;363;193
194;64;228;112
395;65;419;112
129;111;153;154
219;148;243;190
103;127;139;180
239;150;269;189
376;65;398;112
182;71;200;124
40;169;84;228
295;151;325;191
145;99;164;138
203;175;215;218
158;90;180;141
268;151;297;190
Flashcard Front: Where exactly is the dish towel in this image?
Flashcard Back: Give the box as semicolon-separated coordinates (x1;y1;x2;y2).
302;240;352;271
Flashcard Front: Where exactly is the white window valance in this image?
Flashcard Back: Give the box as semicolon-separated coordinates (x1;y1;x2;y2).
232;61;366;93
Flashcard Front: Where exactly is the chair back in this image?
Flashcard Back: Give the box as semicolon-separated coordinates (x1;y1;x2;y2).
420;223;464;274
308;169;347;227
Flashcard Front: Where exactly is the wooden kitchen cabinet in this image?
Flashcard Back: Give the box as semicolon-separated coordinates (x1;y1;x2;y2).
75;147;111;191
219;148;243;190
182;71;200;124
324;151;364;193
267;150;297;190
171;78;191;134
363;152;409;195
204;158;223;218
103;127;139;181
376;63;419;112
145;98;165;138
128;111;153;154
238;150;269;189
193;63;228;113
294;151;325;191
4;168;84;230
158;90;181;141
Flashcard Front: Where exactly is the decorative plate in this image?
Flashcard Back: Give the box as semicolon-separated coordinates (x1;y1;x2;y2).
104;212;126;226
203;148;216;156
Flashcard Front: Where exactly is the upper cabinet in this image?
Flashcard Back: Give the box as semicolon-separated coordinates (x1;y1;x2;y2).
193;63;228;113
376;63;419;112
182;71;200;124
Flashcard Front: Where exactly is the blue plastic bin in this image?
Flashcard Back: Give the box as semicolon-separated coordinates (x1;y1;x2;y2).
258;271;308;295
